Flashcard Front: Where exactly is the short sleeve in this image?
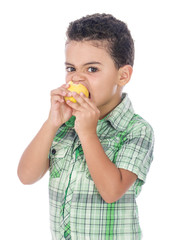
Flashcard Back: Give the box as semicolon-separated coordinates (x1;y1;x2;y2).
115;122;154;185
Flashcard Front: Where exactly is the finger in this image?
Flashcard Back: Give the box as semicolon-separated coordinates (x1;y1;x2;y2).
51;95;64;104
51;83;69;94
80;93;98;111
65;99;82;111
64;83;70;88
51;87;71;98
71;92;96;110
71;92;86;105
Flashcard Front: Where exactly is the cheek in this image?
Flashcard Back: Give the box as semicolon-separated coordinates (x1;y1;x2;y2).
65;73;71;81
91;85;109;104
65;73;75;84
97;84;117;102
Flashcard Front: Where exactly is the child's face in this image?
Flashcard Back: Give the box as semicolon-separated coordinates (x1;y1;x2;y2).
65;41;123;116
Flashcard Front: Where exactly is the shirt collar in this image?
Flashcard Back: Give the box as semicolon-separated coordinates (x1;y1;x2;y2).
65;115;76;128
98;93;135;131
65;93;135;131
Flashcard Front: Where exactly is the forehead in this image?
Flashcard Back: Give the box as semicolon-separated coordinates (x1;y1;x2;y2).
65;40;111;62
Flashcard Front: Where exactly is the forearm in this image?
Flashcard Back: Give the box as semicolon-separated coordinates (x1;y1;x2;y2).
17;120;60;184
79;134;123;203
66;91;137;202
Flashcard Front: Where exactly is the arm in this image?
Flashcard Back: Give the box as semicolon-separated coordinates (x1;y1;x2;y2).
66;92;137;203
17;120;60;185
17;83;73;184
79;133;137;203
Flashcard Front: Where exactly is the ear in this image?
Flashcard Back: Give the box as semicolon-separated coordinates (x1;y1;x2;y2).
118;65;133;87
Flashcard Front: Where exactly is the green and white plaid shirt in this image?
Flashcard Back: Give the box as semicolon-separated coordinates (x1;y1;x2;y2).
48;93;154;240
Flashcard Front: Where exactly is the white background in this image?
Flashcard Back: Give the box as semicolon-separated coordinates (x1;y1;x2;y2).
0;0;171;239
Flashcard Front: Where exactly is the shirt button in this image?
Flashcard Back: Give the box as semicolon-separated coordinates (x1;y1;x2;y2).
52;149;56;155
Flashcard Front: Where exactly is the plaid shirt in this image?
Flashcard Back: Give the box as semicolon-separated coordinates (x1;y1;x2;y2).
48;93;154;240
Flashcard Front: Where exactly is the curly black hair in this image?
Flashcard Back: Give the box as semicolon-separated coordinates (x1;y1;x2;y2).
66;13;134;69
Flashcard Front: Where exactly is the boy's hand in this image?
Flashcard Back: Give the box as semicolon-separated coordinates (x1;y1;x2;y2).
48;83;73;128
66;92;100;137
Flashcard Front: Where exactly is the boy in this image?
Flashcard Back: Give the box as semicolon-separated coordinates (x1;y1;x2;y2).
18;13;154;239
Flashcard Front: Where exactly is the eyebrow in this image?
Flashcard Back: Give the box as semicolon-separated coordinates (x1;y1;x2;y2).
65;61;103;66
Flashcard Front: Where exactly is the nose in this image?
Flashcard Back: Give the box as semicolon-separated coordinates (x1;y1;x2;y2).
71;72;86;83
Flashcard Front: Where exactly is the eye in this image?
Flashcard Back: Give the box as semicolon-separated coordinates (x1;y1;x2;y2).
66;66;76;72
88;67;98;73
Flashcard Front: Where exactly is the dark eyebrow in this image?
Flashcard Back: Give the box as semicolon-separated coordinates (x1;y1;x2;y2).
84;62;102;66
65;61;102;66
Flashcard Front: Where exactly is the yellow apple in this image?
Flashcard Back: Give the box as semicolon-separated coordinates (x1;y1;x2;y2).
65;81;89;103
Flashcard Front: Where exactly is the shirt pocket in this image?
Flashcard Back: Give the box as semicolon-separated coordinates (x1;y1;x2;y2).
49;143;69;179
